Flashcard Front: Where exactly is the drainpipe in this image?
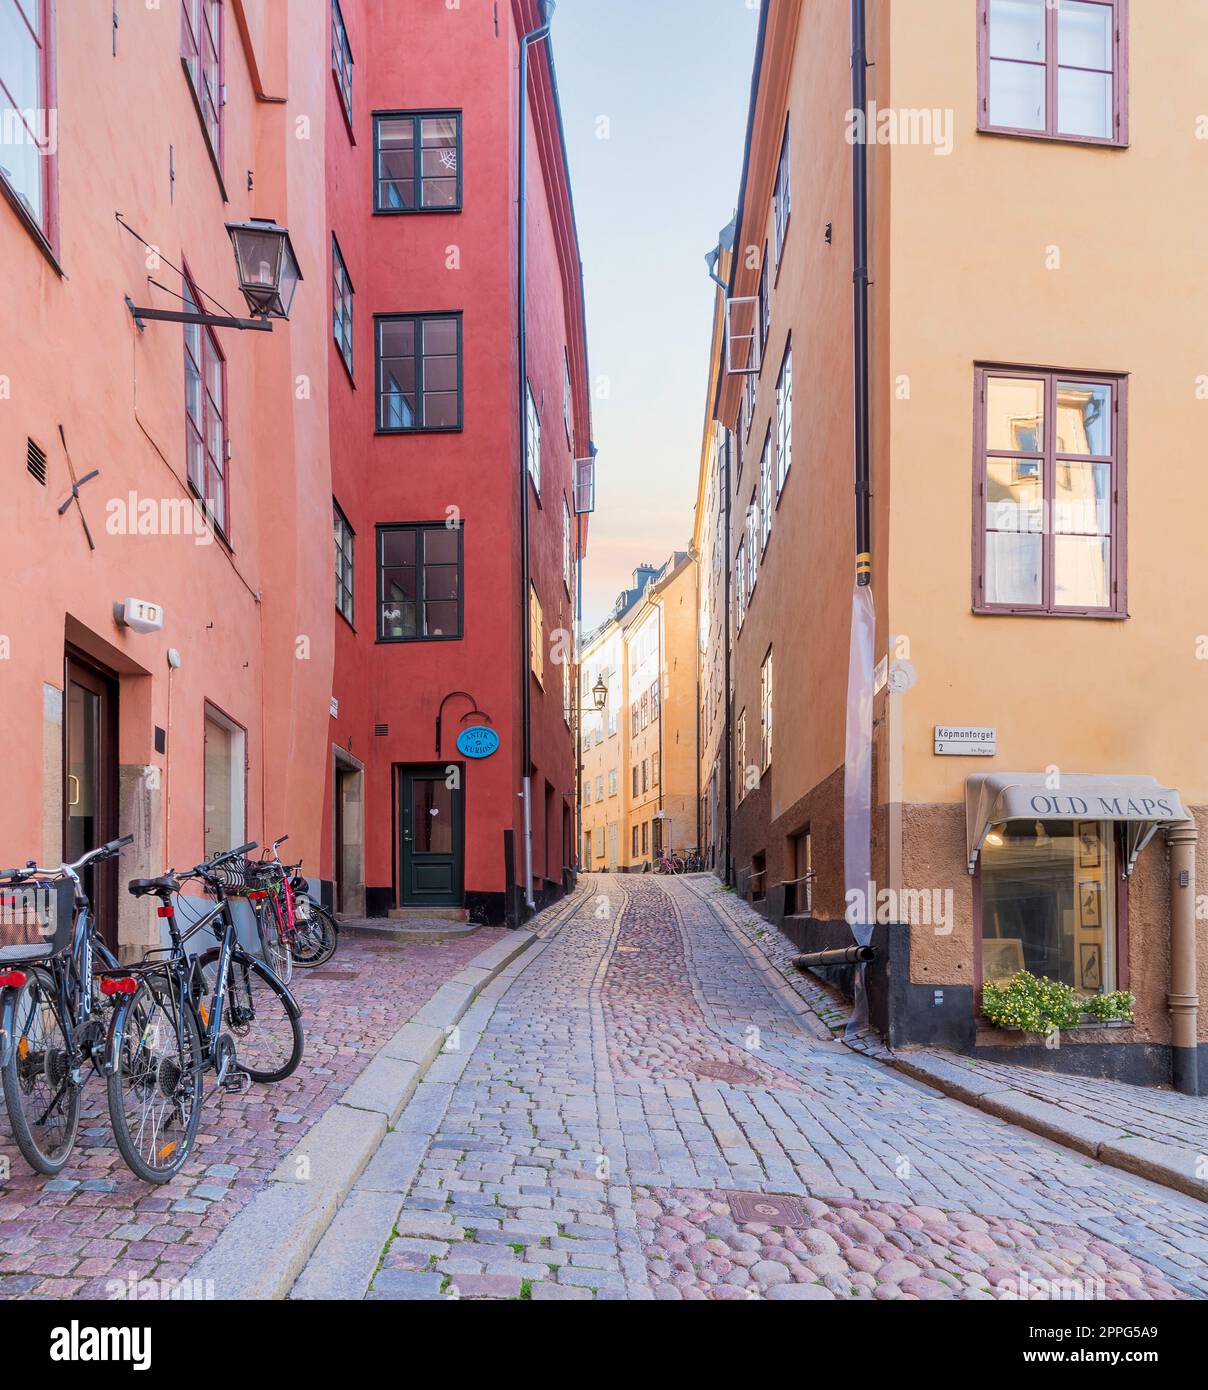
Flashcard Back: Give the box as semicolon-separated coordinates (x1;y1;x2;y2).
517;0;555;913
575;510;583;877
722;430;734;885
851;0;872;588
1167;819;1200;1095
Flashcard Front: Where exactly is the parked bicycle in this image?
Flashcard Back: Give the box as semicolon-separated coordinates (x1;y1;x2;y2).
249;836;338;972
243;838;296;985
0;835;133;1174
653;849;686;875
105;842;304;1183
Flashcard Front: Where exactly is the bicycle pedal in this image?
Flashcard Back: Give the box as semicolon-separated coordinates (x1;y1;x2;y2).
219;1067;252;1095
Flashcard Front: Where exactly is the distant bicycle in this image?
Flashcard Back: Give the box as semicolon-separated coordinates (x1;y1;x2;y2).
653;850;686;875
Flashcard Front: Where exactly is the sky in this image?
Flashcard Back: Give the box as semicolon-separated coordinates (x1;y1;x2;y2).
551;0;760;628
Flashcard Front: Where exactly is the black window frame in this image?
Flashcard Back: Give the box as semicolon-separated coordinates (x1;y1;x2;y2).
331;0;354;139
376;521;465;644
332;233;354;380
334;500;355;628
373;109;463;215
374;312;464;434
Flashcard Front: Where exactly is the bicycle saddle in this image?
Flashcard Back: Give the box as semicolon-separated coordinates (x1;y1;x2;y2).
127;873;177;897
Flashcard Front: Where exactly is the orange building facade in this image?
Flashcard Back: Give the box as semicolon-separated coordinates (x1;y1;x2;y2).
705;0;1208;1091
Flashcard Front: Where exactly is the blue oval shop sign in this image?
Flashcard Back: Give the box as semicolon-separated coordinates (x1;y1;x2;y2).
456;725;500;759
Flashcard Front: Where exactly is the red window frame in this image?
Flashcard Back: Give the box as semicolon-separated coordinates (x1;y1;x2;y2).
977;0;1128;147
180;0;224;173
972;364;1127;619
0;0;59;260
183;266;230;538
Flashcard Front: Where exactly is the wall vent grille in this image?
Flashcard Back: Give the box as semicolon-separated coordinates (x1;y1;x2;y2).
27;438;47;485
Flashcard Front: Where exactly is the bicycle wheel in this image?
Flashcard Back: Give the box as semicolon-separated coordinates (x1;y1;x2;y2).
670;855;686;875
197;947;303;1082
254;899;294;986
291;902;337;968
106;976;203;1184
1;967;82;1175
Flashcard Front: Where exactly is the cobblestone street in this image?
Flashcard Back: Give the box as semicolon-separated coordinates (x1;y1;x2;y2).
0;929;505;1299
333;876;1208;1302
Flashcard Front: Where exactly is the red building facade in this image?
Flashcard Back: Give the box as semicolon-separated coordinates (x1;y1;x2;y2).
321;0;589;922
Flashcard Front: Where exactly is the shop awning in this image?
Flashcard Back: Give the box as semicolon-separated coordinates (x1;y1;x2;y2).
965;772;1188;877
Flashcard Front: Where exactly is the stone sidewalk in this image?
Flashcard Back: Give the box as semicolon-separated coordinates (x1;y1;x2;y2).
288;872;1208;1301
0;926;506;1299
685;875;1208;1207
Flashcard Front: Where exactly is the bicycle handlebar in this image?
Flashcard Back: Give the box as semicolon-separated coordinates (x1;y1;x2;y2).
0;834;135;883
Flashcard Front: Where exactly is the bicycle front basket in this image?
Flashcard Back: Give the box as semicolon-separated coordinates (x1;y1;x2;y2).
0;877;75;955
207;856;276;897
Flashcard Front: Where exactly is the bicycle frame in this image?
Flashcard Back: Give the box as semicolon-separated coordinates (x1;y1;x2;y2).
105;887;295;1080
0;875;120;1071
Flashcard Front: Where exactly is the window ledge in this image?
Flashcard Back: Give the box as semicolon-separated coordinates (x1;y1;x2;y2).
972;605;1127;621
0;174;62;275
180;59;229;203
375;425;464;436
372;206;463;217
333;70;356;144
977;124;1128;152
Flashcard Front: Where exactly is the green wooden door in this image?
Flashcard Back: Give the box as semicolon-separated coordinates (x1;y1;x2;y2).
399;767;463;907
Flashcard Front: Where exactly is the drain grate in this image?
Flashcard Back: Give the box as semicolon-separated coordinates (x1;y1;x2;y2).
307;969;360;981
723;1191;810;1229
615;945;640;953
692;1060;762;1085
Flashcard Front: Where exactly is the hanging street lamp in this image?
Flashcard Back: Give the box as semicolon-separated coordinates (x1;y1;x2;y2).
225;218;303;320
119;213;302;333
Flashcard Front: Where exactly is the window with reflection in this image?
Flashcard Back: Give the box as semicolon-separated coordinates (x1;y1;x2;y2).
376;313;462;431
980;0;1126;145
377;523;462;641
374;111;462;212
976;366;1124;615
980;820;1116;996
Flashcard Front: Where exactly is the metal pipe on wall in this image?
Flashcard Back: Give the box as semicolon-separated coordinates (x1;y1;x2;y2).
1167;818;1200;1095
517;1;554;913
851;0;872;589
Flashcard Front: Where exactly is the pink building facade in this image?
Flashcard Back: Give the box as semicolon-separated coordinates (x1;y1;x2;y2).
0;0;587;945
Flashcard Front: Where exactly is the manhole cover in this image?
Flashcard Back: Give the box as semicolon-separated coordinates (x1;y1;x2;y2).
692;1060;761;1085
307;969;360;981
724;1191;809;1229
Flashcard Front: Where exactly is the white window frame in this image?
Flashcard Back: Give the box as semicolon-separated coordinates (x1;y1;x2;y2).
776;342;793;493
759;431;772;552
526;382;541;495
203;703;246;859
760;648;773;769
773;116;791;266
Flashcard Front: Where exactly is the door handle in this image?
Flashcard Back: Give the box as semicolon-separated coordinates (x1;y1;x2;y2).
67;774;80;808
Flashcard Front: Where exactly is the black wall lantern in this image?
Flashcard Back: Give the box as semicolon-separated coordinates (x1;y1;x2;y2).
119;212;302;333
226;218;302;320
